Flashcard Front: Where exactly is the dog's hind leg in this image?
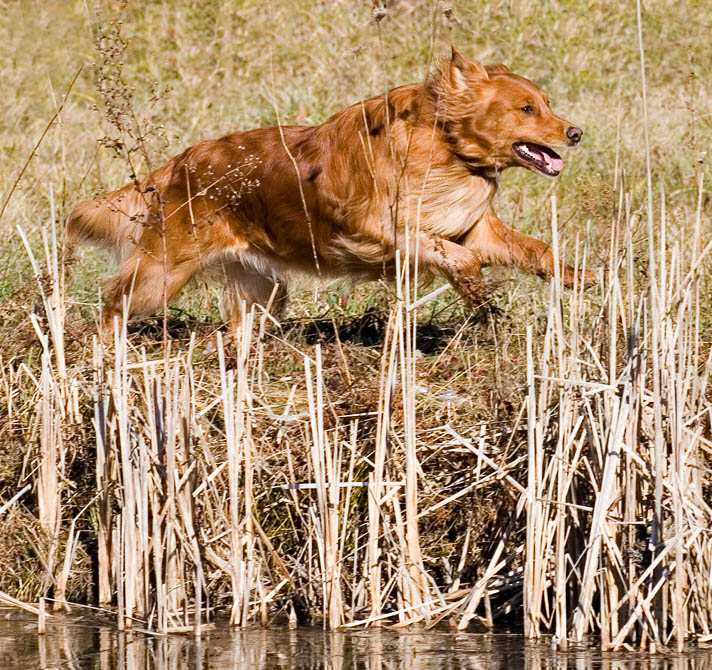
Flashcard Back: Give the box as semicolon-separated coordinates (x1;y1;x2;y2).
216;261;288;335
102;250;199;335
461;208;596;287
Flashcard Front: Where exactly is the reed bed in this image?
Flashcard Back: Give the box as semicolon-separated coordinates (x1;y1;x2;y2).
0;164;710;650
523;189;712;652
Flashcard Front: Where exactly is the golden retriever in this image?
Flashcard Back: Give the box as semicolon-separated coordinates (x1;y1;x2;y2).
68;47;591;333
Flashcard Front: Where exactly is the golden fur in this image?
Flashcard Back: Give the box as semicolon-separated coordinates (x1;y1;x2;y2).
68;47;592;333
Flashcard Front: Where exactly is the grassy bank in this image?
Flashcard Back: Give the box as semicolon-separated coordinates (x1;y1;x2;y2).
0;0;711;650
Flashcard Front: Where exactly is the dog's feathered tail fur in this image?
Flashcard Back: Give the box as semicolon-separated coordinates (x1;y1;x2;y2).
68;169;172;262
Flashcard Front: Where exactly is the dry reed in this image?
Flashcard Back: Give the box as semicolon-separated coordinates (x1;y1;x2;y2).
4;158;708;650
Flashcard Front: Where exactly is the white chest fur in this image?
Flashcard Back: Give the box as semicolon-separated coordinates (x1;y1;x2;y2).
401;169;495;240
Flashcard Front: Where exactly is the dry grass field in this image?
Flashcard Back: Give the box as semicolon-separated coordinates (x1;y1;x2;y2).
0;0;711;650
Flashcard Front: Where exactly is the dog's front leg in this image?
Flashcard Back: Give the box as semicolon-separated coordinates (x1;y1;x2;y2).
405;232;485;307
460;208;596;287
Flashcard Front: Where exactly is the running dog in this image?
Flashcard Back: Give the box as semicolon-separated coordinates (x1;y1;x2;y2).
68;47;592;333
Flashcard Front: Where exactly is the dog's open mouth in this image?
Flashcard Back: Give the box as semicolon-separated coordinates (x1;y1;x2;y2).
513;142;563;177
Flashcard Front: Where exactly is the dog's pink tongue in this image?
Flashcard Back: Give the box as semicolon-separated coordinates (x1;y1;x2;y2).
527;143;563;173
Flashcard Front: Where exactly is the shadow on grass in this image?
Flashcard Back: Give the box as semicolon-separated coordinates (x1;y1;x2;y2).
291;306;500;353
122;305;501;354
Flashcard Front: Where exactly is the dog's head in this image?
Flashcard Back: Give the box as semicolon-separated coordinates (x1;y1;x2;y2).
432;47;582;178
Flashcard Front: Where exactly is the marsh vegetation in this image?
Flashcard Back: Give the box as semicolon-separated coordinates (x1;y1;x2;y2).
0;0;711;652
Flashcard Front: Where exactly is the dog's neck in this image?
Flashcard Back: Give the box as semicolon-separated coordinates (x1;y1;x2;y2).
454;158;500;181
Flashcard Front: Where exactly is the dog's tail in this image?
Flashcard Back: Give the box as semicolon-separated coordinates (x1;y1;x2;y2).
67;182;152;260
68;159;175;259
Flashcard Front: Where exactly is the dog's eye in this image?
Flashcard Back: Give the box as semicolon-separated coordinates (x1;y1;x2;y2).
521;105;535;114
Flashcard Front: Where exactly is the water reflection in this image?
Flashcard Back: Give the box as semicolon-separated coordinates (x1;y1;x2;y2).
1;612;711;670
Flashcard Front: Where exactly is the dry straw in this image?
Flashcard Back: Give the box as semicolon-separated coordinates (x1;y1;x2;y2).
7;151;708;649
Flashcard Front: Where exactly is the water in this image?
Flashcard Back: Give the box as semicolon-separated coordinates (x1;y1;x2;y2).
2;610;711;670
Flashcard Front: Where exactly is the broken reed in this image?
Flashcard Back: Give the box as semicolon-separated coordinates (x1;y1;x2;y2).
3;168;710;649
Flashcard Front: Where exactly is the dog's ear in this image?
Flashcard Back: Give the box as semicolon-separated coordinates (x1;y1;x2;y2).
486;63;510;76
449;46;489;90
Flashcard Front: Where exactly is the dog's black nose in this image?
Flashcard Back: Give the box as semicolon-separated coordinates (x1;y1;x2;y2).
567;126;583;145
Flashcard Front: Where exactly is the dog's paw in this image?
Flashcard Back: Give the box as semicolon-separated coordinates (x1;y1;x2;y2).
562;267;597;289
581;269;597;288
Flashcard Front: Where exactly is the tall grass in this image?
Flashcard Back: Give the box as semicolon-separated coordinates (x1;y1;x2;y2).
523;190;711;651
0;0;710;652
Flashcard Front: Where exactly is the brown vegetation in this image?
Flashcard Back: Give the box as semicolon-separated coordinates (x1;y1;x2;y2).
0;0;711;653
